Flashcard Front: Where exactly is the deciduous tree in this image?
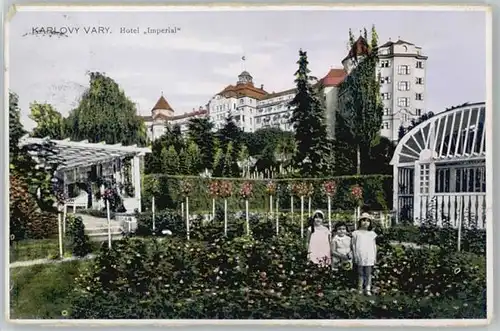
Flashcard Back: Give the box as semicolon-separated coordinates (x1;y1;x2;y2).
66;72;147;146
29;102;67;140
337;26;383;174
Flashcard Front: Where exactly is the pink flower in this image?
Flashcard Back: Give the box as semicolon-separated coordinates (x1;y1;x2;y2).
323;180;337;197
208;181;220;198
180;180;193;197
219;181;233;198
351;185;363;201
266;181;277;195
239;181;253;199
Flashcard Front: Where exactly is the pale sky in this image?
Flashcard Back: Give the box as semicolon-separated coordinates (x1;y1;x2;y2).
8;8;487;130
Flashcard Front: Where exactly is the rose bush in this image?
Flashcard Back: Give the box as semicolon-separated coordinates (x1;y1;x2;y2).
71;212;486;319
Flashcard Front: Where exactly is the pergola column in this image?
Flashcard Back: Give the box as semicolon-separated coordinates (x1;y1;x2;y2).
392;164;399;224
413;161;421;224
132;155;142;212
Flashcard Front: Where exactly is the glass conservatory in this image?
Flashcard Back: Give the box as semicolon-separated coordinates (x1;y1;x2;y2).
390;102;487;229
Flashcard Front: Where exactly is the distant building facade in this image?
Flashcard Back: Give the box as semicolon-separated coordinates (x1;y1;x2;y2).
207;71;268;132
145;37;426;142
141;95;208;141
341;37;428;141
208;69;346;137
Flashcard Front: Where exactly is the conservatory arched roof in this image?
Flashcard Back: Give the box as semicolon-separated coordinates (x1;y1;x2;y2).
18;135;151;171
390;102;486;166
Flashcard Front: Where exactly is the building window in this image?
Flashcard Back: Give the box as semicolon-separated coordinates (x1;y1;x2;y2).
398;81;410;91
416;61;424;69
398;65;410;75
381;121;390;130
380;60;391;68
398;97;410;107
402;112;408;122
239;99;244;104
380;76;391;84
383;108;391;116
416;93;424;101
415;108;422;116
415;77;424;85
381;92;392;100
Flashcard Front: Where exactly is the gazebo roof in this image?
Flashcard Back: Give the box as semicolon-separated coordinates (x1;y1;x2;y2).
19;135;151;171
390;102;486;166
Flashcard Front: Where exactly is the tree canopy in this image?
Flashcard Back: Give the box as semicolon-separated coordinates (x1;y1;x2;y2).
66;72;147;146
335;25;384;174
29;102;67;140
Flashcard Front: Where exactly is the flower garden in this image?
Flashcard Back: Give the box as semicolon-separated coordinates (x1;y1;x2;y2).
63;175;487;319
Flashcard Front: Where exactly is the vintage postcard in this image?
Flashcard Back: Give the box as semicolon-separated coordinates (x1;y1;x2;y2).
6;4;491;326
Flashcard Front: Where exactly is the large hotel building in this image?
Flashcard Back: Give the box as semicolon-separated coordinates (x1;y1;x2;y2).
142;37;428;143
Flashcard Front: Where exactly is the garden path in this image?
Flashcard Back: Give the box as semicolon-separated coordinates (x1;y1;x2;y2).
9;254;96;269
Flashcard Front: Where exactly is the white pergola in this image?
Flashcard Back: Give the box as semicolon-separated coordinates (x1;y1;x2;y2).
390;102;487;229
19;135;151;213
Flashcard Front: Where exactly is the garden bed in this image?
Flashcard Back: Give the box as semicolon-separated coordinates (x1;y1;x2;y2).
69;211;486;319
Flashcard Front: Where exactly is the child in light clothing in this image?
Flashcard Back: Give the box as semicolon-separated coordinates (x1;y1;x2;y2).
351;212;377;296
306;210;332;267
331;221;352;270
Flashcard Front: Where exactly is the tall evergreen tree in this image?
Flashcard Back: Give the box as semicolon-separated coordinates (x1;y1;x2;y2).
169;124;185;152
218;114;242;161
66;72;147;146
145;124;185;174
187;118;215;171
276;134;296;173
398;126;406;141
185;141;202;175
222;142;235;177
289;49;332;177
238;144;250;177
162;146;179;175
348;28;355;47
212;147;224;177
178;148;188;175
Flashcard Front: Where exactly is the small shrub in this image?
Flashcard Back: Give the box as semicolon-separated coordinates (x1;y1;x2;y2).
10;175;58;241
67;215;92;257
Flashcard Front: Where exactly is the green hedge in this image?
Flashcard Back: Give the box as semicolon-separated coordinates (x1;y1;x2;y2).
142;174;393;213
71;232;485;319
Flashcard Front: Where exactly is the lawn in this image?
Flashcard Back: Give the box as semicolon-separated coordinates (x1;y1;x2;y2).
10;239;102;263
10;260;89;319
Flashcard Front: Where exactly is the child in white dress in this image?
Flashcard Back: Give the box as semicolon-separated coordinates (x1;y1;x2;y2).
306;210;332;267
351;212;377;296
331;221;352;270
